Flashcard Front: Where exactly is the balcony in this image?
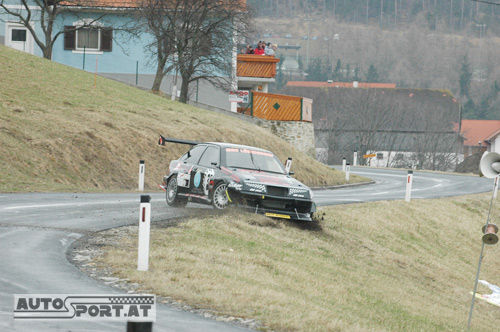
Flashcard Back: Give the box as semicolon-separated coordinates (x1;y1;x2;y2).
237;54;280;79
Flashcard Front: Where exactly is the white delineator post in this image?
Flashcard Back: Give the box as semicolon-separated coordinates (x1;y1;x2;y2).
345;163;350;182
138;160;145;191
342;157;347;172
285;157;293;174
494;176;499;199
137;195;151;271
353;151;358;166
405;170;413;202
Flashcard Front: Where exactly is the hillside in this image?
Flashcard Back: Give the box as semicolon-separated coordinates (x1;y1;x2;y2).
94;193;500;331
0;45;359;192
256;17;500;119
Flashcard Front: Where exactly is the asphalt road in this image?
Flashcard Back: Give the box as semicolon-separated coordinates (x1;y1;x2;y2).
0;167;494;331
315;167;493;206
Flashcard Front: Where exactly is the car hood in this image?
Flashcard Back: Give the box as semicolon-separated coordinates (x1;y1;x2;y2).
229;168;308;189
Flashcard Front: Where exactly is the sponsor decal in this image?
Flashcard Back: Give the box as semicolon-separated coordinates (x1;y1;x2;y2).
13;294;155;321
193;171;201;188
202;169;215;195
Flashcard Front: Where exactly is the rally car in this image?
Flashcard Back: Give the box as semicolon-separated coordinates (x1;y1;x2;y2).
158;136;316;221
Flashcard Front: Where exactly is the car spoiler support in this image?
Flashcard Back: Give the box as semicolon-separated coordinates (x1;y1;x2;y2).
158;135;200;146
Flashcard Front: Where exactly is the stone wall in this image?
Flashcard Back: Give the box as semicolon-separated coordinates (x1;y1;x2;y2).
257;120;316;157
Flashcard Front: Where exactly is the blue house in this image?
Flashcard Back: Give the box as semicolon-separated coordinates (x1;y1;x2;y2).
0;0;155;74
0;0;242;111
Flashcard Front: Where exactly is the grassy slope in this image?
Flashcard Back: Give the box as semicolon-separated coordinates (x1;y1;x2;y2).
97;193;500;331
0;45;363;192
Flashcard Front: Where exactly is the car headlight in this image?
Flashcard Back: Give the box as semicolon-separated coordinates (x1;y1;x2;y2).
309;190;314;199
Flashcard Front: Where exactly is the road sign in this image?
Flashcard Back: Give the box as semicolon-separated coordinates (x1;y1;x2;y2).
363;153;376;159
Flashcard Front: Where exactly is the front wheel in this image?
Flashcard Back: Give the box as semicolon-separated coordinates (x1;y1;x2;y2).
166;177;188;207
212;182;229;210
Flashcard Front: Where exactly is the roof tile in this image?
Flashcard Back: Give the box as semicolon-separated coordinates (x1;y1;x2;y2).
460;120;500;146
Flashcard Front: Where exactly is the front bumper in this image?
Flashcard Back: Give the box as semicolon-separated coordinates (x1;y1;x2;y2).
227;189;316;221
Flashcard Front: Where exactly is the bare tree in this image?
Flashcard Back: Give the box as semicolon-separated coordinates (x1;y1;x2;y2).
139;0;251;102
0;0;107;59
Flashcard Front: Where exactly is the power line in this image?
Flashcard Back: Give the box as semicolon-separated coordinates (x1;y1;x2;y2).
470;0;500;5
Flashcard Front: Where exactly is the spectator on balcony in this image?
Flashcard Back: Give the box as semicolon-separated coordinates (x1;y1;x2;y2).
242;44;254;54
265;43;277;56
254;41;265;55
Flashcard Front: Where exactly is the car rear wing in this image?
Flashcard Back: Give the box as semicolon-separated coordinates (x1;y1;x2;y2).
158;135;200;146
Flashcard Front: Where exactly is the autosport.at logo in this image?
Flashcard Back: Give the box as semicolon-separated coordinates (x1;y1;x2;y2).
13;294;156;321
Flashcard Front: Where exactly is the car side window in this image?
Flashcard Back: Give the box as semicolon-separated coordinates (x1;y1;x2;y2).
198;146;220;167
183;145;207;164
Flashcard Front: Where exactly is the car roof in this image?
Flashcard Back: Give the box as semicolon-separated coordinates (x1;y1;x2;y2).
203;142;272;154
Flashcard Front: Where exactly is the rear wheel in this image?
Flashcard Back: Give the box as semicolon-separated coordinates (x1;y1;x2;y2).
212;182;229;210
166;177;188;207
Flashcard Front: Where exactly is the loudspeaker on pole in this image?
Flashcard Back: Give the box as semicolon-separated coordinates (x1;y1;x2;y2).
479;152;500;178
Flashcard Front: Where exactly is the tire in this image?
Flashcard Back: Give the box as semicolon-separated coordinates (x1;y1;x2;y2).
166;176;188;207
212;182;229;210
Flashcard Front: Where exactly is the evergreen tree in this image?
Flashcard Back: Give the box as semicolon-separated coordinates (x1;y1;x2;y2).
366;64;380;82
462;99;477;119
307;58;326;81
354;65;361;81
459;56;472;98
345;64;351;82
275;55;287;90
333;59;343;81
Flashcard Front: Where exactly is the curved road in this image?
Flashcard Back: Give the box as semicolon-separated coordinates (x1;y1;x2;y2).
0;167;493;331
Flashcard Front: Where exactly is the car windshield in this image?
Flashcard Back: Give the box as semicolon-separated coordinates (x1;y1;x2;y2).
224;148;285;174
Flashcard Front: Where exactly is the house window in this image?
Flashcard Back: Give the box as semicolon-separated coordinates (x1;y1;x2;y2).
64;25;112;52
11;29;27;42
77;27;99;50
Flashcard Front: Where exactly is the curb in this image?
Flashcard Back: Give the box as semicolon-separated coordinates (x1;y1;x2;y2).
311;180;375;191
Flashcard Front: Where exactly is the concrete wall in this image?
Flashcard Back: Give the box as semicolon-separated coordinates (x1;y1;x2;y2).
491;136;500;153
100;73;231;111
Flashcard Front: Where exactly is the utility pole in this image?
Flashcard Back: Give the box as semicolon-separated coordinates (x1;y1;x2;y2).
476;23;486;81
304;18;312;70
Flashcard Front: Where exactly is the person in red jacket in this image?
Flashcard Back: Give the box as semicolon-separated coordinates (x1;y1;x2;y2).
254;41;265;55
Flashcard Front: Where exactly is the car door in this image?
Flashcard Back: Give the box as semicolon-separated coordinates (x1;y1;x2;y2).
176;145;206;190
191;145;220;195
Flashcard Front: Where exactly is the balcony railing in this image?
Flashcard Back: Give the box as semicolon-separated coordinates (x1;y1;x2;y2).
239;91;312;122
236;54;280;79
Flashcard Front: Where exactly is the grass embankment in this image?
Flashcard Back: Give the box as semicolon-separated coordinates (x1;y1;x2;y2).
96;193;500;331
0;45;363;192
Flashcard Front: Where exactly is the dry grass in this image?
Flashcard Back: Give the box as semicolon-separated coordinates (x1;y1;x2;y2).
0;45;363;192
96;194;500;331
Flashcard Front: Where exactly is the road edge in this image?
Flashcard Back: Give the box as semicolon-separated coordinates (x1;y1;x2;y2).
65;213;260;331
